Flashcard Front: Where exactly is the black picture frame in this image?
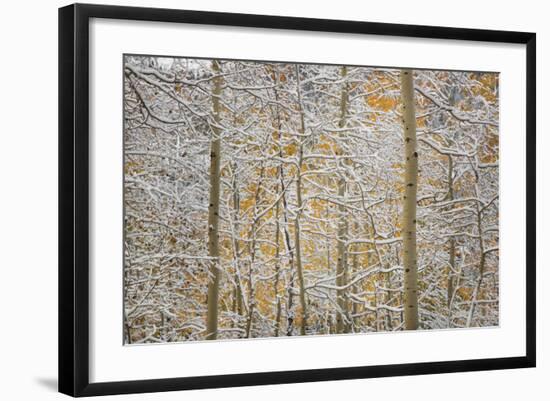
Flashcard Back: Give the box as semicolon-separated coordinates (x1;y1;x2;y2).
59;3;536;397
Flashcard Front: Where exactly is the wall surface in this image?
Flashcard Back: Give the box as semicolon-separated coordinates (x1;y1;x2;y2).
0;0;546;399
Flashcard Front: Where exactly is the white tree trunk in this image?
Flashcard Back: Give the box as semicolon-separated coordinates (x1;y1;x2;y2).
400;69;419;330
206;60;223;340
294;65;308;336
336;66;349;334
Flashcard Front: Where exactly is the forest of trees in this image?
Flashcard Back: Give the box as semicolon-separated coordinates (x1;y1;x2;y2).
123;56;499;344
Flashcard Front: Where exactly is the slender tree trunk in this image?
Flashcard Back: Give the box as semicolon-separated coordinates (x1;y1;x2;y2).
274;191;282;336
367;212;385;331
123;256;133;344
270;67;287;337
282;169;295;336
294;64;308;336
230;164;244;325
279;149;295;337
244;262;254;337
385;272;393;331
286;273;296;335
448;260;464;328
230;99;244;328
400;69;419;330
351;246;359;331
374;281;380;331
447;156;456;311
123;312;132;344
206;60;223;340
467;196;486;327
294;147;307;335
335;66;350;334
245;165;266;338
335;178;349;333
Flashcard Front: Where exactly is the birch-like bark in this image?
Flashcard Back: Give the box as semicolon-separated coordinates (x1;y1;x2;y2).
270;67;284;337
124;58;500;341
400;69;419;330
294;64;308;336
270;66;294;336
336;66;350;334
206;60;222;340
273;187;283;337
231;167;244;320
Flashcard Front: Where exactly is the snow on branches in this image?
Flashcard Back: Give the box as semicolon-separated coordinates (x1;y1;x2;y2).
123;56;499;343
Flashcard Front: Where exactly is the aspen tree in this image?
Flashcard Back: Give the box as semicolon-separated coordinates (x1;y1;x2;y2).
124;57;500;341
272;67;284;337
294;64;308;336
270;68;295;336
230;164;244;323
400;69;419;330
335;66;350;334
206;60;223;340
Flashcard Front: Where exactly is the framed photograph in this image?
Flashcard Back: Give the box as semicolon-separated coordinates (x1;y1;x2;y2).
59;3;536;397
